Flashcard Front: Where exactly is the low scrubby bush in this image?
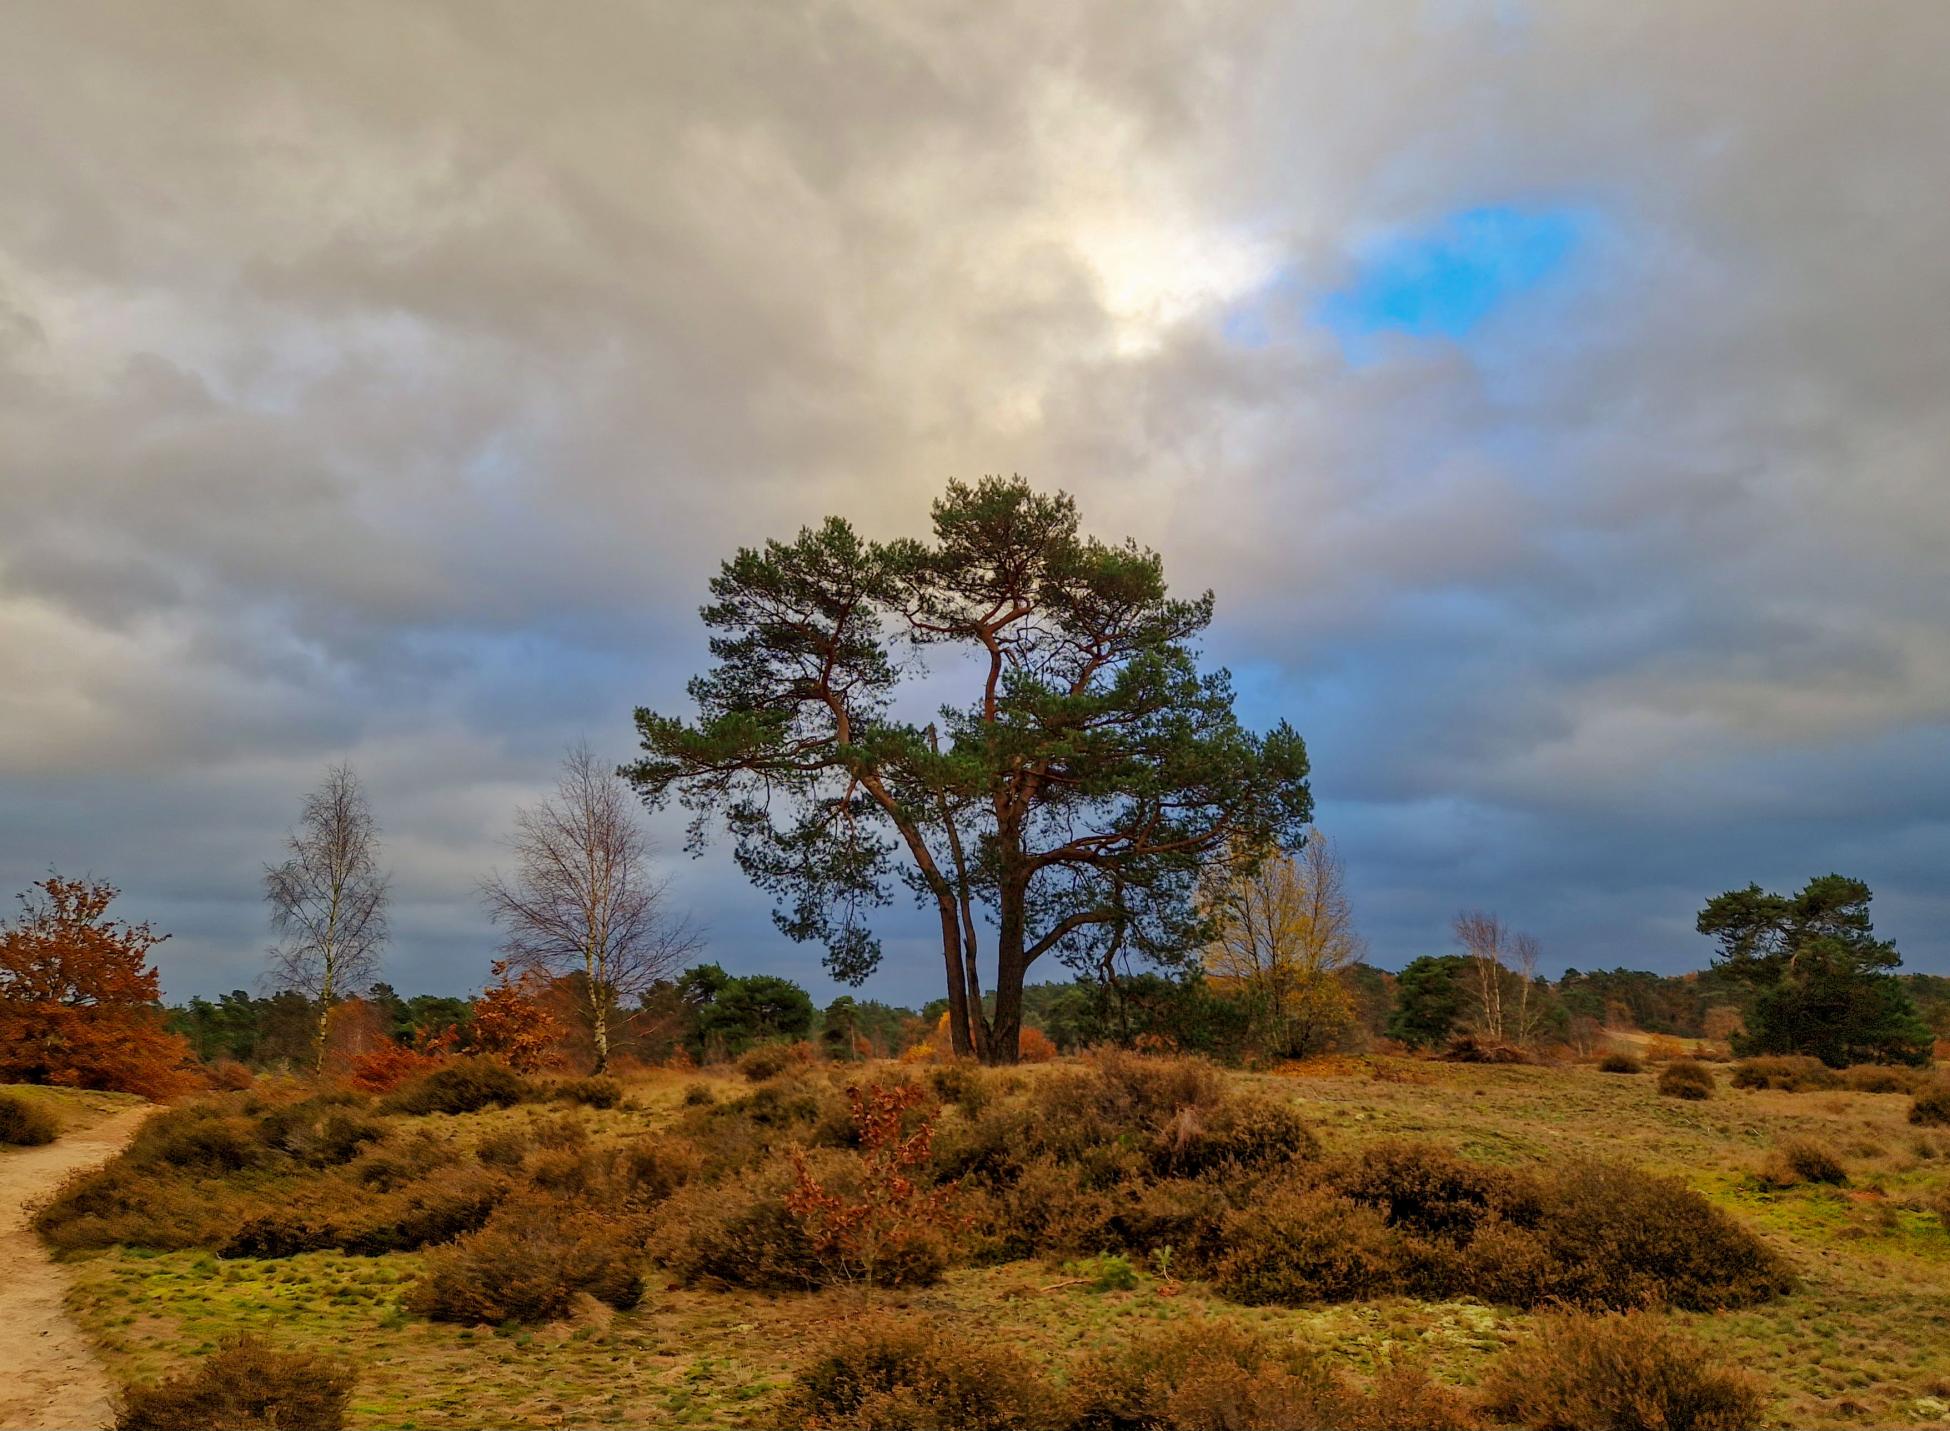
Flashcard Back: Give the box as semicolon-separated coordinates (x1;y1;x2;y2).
1481;1309;1765;1431
617;1133;705;1204
1206;1146;1788;1313
1909;1082;1950;1127
681;1082;716;1107
1067;1317;1478;1431
408;1195;643;1324
1841;1064;1926;1095
1757;1138;1847;1188
33;1160;231;1252
258;1095;386;1166
474;1127;531;1170
779;1314;1053;1431
1214;1181;1399;1304
1534;1162;1793;1310
129;1106;267;1173
1658;1059;1715;1100
1598;1051;1642;1075
382;1058;530;1115
115;1335;353;1431
552;1076;623;1109
1728;1055;1837;1092
737;1041;816;1082
218;1167;508;1259
1442;1033;1531;1064
0;1090;58;1145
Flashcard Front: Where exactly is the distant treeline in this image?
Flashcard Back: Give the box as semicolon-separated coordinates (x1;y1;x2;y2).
164;963;1950;1072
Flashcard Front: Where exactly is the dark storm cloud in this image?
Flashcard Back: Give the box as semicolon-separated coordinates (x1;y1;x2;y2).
2;1;1946;1003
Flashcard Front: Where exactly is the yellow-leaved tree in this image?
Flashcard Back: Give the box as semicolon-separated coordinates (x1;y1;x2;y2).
1201;828;1364;1059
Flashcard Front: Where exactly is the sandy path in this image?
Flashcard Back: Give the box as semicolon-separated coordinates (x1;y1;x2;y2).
0;1106;149;1431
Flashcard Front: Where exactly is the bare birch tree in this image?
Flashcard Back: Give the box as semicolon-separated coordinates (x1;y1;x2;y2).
1455;909;1506;1042
1511;929;1544;1046
265;763;390;1071
1203;828;1364;1057
483;742;702;1073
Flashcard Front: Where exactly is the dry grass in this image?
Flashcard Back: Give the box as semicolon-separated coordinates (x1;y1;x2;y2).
48;1057;1950;1430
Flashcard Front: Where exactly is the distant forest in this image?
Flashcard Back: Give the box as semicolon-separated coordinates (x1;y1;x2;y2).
164;964;1950;1073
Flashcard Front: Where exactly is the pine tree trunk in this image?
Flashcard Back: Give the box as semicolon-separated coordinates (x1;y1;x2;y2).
936;900;975;1058
986;880;1028;1064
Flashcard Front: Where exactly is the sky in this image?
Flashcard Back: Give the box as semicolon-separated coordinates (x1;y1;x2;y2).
2;2;1947;1008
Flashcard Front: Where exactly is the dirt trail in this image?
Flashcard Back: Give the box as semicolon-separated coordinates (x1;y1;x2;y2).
0;1106;149;1431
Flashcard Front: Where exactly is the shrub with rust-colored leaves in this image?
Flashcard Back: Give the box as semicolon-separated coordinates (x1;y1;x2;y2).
345;1040;451;1093
1017;1026;1058;1062
786;1079;964;1288
0;875;197;1099
468;970;564;1074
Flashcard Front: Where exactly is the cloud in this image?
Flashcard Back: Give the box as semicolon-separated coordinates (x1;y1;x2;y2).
1;1;1946;1003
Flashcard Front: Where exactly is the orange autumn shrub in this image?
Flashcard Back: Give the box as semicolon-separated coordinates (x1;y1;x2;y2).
469;966;564;1074
1018;1027;1058;1062
0;876;197;1099
345;1041;451;1094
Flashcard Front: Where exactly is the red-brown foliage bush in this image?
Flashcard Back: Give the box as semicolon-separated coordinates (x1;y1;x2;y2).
469;967;564;1074
0;876;198;1099
785;1079;963;1287
1017;1026;1058;1062
344;1040;451;1094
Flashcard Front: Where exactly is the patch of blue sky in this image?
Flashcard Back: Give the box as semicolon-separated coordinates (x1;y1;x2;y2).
1318;204;1584;343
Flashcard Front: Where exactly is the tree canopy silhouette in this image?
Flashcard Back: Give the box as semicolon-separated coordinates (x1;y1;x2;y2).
626;476;1311;1062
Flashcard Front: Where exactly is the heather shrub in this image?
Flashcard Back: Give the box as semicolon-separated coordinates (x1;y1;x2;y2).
408;1195;643;1324
926;1062;994;1111
0;1090;58;1145
1841;1063;1926;1094
1158;1092;1317;1175
33;1160;236;1252
617;1133;705;1204
1531;1162;1793;1310
1728;1055;1836;1092
1909;1082;1950;1127
1067;1317;1478;1431
1443;1033;1531;1064
1758;1138;1846;1188
474;1127;531;1170
1482;1310;1766;1431
219;1167;507;1259
530;1111;590;1150
1213;1181;1400;1304
737;1041;814;1082
651;1162;827;1289
780;1314;1052;1431
552;1076;623;1109
1658;1059;1715;1100
382;1058;530;1115
258;1096;386;1166
681;1082;715;1107
1328;1140;1540;1241
129;1106;267;1173
115;1335;353;1431
1598;1051;1642;1074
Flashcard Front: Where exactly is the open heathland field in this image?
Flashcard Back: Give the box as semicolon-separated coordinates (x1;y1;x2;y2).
21;1051;1950;1430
